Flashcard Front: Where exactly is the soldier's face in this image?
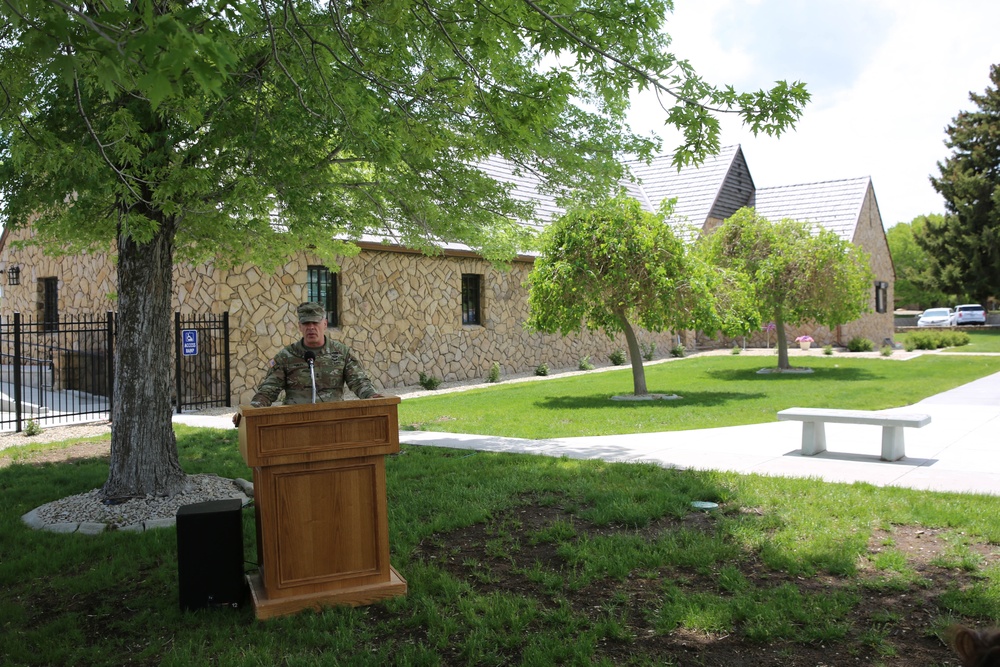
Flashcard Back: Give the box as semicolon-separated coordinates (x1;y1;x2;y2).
299;319;327;348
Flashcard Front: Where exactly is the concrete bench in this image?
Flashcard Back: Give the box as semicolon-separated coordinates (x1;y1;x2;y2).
776;407;932;461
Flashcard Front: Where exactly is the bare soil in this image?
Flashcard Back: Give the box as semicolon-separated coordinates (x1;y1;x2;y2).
402;499;985;666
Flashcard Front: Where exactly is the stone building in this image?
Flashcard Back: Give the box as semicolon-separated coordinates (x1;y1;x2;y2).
0;145;895;405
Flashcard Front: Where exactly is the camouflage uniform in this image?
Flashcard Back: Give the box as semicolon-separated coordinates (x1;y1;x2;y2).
250;337;378;406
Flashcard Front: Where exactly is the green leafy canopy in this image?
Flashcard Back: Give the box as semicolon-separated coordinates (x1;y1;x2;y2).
0;0;810;268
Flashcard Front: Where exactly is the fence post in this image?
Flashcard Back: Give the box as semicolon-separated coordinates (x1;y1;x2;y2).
223;311;231;407
174;312;183;414
13;312;22;433
106;312;115;421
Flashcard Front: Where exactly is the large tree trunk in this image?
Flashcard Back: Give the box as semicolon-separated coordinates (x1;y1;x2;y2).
101;214;187;501
616;311;647;395
774;309;791;370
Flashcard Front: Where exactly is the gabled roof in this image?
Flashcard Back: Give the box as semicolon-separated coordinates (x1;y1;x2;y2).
476;146;753;231
753;177;873;241
363;147;877;254
624;145;753;227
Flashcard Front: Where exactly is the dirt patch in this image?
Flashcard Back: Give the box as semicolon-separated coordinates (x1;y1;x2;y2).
406;497;988;666
0;436;110;468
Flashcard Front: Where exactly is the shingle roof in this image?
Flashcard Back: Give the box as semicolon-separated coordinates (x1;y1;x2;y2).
477;146;750;230
624;145;746;227
753;177;872;241
373;148;876;252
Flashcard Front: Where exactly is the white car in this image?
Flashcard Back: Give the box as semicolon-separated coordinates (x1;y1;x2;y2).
917;308;953;327
953;304;987;325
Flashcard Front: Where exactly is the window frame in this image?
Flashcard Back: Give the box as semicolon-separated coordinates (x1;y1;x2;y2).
41;277;59;332
307;265;339;327
874;280;888;314
461;274;482;326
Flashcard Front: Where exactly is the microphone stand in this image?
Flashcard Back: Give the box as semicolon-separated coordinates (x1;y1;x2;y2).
304;351;317;404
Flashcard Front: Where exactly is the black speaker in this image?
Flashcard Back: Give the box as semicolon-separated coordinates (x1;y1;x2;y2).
176;498;246;611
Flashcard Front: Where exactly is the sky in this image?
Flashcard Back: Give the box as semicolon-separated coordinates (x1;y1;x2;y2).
625;0;1000;228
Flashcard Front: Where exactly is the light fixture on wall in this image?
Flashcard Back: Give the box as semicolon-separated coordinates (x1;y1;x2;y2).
7;265;20;286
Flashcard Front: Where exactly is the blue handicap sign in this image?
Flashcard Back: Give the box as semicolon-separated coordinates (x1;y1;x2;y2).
181;329;198;356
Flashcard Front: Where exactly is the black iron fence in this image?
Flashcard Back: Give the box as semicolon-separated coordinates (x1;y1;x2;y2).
0;312;230;432
174;312;231;414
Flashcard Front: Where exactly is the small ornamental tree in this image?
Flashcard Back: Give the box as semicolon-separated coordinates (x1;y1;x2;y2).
526;196;753;395
699;208;874;370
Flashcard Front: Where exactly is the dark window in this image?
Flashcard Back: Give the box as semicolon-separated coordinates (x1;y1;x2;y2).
462;274;481;325
874;281;888;314
41;277;59;331
307;265;338;326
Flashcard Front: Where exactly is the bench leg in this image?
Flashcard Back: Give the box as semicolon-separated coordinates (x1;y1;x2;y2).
800;421;827;456
881;426;906;461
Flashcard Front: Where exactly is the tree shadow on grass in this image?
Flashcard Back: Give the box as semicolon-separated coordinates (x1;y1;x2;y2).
535;390;763;411
704;365;883;383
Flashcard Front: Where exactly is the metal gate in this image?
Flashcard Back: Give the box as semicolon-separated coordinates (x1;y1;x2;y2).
173;312;231;414
0;312;231;432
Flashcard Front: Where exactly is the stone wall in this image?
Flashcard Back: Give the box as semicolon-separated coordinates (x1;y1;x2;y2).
839;185;896;346
0;205;896;406
222;247;679;404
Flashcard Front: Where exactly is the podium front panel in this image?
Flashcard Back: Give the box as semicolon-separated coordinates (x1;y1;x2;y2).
256;456;391;598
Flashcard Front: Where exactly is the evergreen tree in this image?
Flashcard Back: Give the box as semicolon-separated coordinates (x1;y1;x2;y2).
923;64;1000;305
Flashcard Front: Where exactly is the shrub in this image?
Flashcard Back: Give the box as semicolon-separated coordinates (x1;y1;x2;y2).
730;345;741;355
823;345;834;356
880;345;893;357
609;348;627;365
418;372;442;390
640;342;656;361
847;337;874;352
24;419;42;436
534;363;549;376
487;362;502;383
670;344;685;358
578;356;594;371
905;330;971;350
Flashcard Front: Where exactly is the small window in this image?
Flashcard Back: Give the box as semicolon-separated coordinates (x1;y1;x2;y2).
307;265;338;326
41;277;59;332
874;281;888;314
461;274;481;325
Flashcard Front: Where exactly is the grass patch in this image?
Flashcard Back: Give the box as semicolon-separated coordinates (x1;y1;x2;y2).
398;354;1000;438
938;328;1000;353
3;423;1000;665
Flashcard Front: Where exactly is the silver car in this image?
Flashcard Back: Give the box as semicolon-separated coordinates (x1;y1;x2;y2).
917;308;953;327
953;304;987;325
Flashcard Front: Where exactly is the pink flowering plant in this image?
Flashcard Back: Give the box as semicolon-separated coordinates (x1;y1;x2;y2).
795;335;814;343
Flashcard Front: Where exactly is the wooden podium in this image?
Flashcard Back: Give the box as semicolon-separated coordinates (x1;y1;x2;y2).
238;397;407;620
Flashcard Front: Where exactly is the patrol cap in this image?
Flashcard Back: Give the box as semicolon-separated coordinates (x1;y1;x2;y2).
297;302;326;324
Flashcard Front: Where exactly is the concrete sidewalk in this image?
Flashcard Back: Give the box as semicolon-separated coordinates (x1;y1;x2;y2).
175;370;1000;496
396;371;1000;496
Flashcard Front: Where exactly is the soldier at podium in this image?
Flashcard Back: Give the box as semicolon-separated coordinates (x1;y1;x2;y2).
234;302;382;426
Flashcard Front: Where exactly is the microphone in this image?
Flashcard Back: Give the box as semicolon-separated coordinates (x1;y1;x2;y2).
303;351;317;403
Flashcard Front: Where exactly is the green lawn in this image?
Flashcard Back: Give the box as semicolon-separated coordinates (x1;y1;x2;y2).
944;327;1000;353
3;423;1000;665
398;354;1000;439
